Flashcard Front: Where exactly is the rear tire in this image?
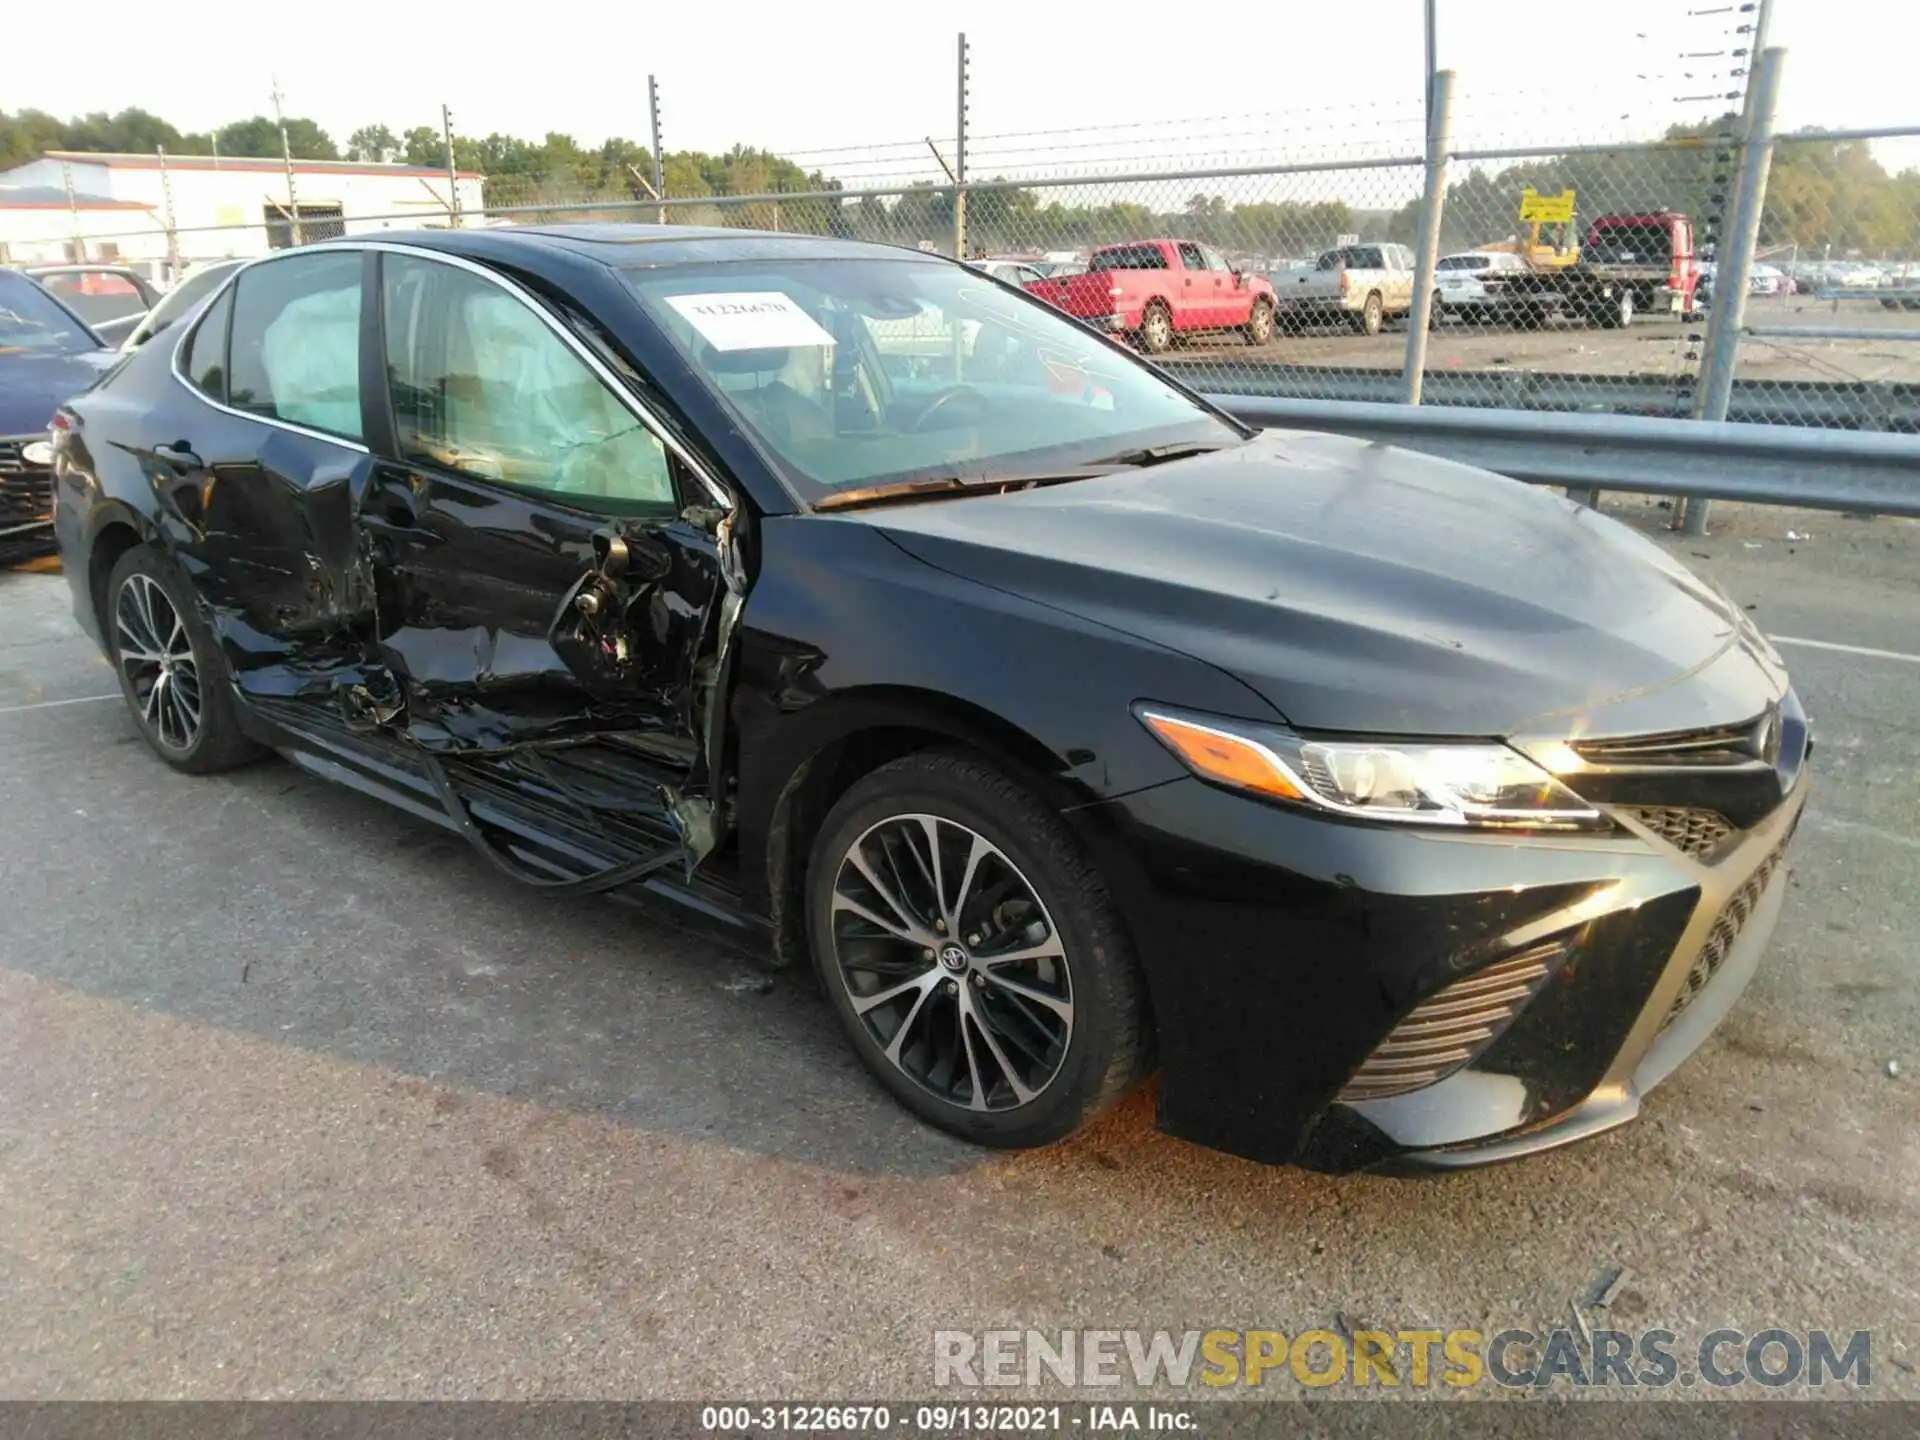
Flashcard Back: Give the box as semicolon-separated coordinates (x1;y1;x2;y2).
806;749;1151;1150
1351;292;1384;336
106;544;262;775
1137;301;1174;354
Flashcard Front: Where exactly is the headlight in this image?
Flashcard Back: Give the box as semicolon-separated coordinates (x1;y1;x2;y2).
1136;706;1606;831
21;439;54;466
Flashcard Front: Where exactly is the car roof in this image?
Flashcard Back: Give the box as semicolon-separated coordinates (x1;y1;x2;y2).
365;223;926;270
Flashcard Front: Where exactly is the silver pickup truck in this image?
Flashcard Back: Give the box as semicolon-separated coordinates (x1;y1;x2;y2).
1270;243;1417;335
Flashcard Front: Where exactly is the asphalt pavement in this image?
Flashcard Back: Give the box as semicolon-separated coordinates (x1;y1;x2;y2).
0;502;1915;1405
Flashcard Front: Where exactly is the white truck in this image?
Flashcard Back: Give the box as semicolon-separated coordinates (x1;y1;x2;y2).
1269;243;1417;335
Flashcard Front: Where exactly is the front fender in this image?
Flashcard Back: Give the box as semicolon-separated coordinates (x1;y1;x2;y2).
727;514;1285;914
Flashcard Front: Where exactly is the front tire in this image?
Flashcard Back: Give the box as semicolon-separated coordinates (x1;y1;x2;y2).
1137;301;1174;354
106;545;261;774
1243;297;1276;346
806;750;1151;1149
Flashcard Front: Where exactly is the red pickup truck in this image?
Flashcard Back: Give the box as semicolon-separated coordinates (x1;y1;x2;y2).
1026;239;1278;353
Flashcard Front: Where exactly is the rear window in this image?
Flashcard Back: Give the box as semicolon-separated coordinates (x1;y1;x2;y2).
1587;222;1670;259
1090;245;1168;272
226;251;364;441
1437;255;1490;272
35;270;148;325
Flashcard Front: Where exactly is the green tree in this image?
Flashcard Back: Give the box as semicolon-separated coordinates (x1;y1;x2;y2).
346;124;399;162
215;115;337;161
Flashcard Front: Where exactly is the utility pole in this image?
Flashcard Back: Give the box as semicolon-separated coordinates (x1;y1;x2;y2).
648;75;667;225
953;33;969;260
442;103;462;226
157;146;181;280
271;76;303;246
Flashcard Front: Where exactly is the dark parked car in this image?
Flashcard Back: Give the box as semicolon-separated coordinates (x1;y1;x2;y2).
1;268;118;562
51;227;1810;1170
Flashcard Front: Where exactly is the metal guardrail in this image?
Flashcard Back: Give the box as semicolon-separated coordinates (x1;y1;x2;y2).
1173;362;1920;430
1216;395;1920;518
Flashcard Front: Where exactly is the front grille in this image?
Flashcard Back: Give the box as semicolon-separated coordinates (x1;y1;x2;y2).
1624;805;1736;861
1573;713;1773;767
0;439;54;524
1338;939;1568;1103
1663;833;1794;1028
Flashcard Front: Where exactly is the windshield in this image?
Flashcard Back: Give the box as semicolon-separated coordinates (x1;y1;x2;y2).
0;272;100;355
623;256;1239;502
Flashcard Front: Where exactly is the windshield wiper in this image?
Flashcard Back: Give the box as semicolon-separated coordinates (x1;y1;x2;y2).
1088;440;1238;468
813;469;1114;514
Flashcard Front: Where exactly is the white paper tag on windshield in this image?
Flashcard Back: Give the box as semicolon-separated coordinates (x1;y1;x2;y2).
665;291;836;351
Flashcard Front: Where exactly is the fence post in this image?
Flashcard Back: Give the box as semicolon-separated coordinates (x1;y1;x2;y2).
61;161;83;263
441;105;462;227
271;78;302;247
156;147;180;280
649;75;666;226
1683;45;1785;536
953;33;969;260
1401;68;1454;405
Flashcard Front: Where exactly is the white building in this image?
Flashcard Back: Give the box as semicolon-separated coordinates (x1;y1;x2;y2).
0;151;486;277
0;185;161;267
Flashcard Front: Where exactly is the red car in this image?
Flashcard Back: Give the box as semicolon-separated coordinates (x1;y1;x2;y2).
1026;239;1278;352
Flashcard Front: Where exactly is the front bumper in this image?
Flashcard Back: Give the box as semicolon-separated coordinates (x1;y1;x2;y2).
1067;705;1810;1171
0;435;56;561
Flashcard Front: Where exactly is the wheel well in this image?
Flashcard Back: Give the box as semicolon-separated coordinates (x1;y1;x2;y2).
87;522;142;643
759;699;1072;972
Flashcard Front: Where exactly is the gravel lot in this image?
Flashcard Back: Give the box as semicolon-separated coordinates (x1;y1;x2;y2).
1173;299;1920;388
1;499;1916;1407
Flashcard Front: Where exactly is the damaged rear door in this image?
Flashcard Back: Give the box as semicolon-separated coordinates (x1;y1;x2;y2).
358;249;739;890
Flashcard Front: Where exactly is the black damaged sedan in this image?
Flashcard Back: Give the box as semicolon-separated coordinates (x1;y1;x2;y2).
51;227;1809;1170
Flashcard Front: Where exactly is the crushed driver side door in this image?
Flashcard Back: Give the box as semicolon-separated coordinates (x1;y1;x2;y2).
355;248;741;885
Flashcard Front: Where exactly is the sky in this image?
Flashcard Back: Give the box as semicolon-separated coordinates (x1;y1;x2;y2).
12;0;1919;181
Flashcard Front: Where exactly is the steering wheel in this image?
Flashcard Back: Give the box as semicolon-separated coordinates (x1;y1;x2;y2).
910;383;987;432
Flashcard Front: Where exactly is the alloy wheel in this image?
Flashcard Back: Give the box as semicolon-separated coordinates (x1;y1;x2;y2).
1142;307;1172;352
116;572;202;752
828;813;1074;1112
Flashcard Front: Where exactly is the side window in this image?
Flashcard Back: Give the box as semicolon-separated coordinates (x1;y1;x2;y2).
1176;242;1206;270
181;287;233;402
226;252;364;441
381;254;675;510
1200;245;1232;272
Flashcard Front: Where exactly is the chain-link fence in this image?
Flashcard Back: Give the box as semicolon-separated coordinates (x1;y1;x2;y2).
28;15;1920;446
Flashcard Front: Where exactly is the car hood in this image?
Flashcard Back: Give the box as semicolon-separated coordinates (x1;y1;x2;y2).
863;431;1781;737
0;349;118;437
